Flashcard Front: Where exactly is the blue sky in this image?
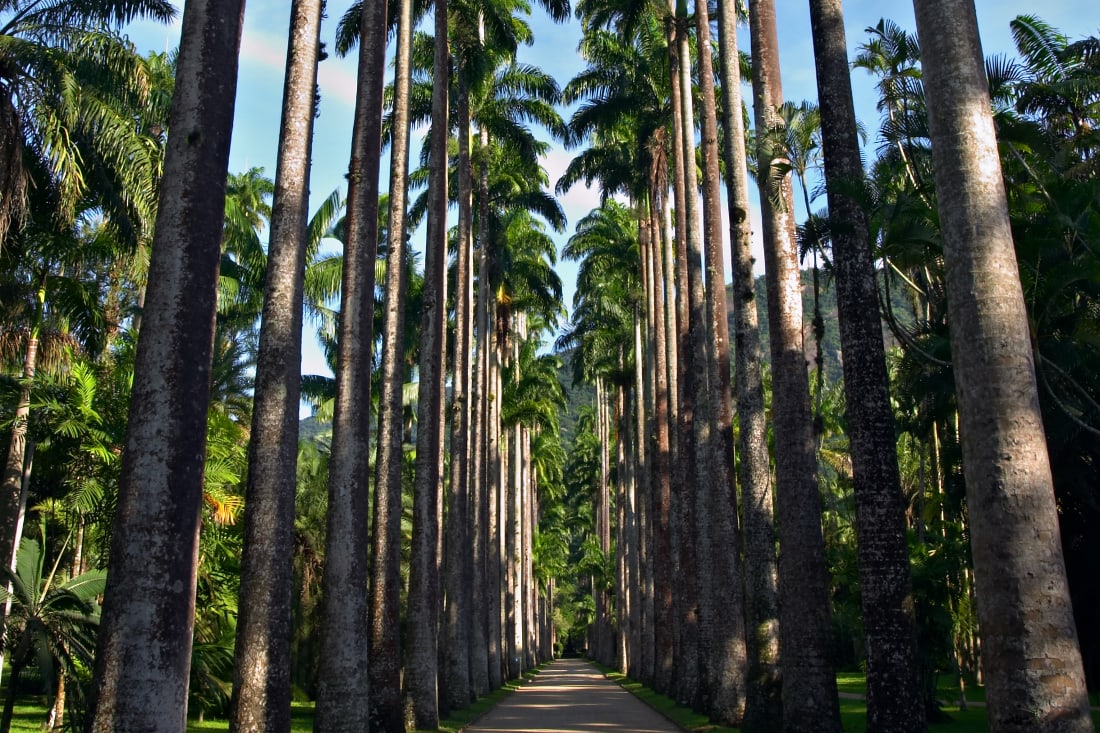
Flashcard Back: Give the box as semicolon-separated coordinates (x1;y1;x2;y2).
123;0;1097;389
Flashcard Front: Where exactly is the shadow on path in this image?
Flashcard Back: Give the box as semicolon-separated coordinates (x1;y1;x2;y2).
462;658;683;733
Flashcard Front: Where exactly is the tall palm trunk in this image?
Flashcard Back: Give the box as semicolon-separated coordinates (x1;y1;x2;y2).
407;1;450;721
669;18;699;703
807;1;924;730
368;0;414;724
692;0;747;722
231;3;322;730
914;1;1092;729
716;0;780;728
442;68;475;713
0;301;40;577
469;218;491;695
0;310;39;687
747;1;840;730
313;0;388;726
485;268;504;688
477;126;503;689
85;2;245;727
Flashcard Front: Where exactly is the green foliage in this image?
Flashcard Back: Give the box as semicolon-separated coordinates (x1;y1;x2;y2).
0;533;105;732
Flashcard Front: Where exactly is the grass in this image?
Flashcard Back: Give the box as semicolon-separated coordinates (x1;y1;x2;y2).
5;666;1097;732
596;664;1100;733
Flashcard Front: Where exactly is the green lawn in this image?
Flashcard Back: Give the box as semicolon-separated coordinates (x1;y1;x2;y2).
5;668;1098;732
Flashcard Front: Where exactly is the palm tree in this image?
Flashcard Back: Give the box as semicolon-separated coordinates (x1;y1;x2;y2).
312;0;389;724
0;0;175;245
746;1;840;729
0;535;105;733
84;2;245;726
715;0;779;726
230;2;324;731
406;0;451;723
913;1;1092;729
806;2;924;730
367;0;415;723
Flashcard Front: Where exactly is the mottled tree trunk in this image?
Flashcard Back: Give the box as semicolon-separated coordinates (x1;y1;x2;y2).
807;1;925;730
368;0;414;725
669;19;701;704
692;0;747;722
717;0;781;729
1;327;37;603
442;68;474;713
313;0;388;726
747;1;841;730
230;2;321;730
85;2;245;729
407;0;450;723
914;1;1092;730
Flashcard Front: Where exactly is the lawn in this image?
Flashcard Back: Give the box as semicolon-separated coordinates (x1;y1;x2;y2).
5;668;1098;732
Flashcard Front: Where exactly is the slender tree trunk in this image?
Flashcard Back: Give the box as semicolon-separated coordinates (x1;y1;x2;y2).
313;0;388;727
477;130;503;689
469;221;490;694
668;19;699;704
407;0;450;722
914;1;1092;729
486;290;504;689
0;332;36;578
368;0;414;724
442;69;475;712
83;4;244;730
747;1;840;730
692;0;747;722
230;3;321;730
807;2;925;730
716;1;781;729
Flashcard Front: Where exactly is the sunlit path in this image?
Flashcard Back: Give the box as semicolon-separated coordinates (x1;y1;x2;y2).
463;658;682;733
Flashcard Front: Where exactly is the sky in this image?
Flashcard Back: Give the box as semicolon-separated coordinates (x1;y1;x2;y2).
122;0;1098;394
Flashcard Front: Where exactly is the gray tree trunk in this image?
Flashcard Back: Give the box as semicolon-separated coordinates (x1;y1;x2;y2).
409;1;451;717
914;1;1092;730
406;0;450;722
670;20;701;704
747;1;841;730
230;1;321;730
368;0;414;725
717;0;781;729
313;0;388;726
807;1;925;730
692;0;747;722
85;2;245;728
442;64;474;714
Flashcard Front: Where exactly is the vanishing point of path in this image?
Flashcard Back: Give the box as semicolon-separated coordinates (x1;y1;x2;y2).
463;658;683;733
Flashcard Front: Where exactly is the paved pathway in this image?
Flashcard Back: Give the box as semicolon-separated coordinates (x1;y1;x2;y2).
462;658;684;733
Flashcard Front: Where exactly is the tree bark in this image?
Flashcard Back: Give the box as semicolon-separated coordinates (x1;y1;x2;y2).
368;0;414;724
747;2;841;730
406;0;450;722
692;0;747;721
669;18;700;704
314;0;388;726
914;1;1092;729
716;1;781;728
443;67;474;712
231;2;321;730
807;2;925;730
85;3;245;728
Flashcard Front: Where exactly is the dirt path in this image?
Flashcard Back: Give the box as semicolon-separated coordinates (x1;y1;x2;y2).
461;658;684;732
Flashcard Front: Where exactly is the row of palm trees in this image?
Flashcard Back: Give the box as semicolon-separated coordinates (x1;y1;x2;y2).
555;2;1097;732
2;0;1098;731
4;0;575;728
